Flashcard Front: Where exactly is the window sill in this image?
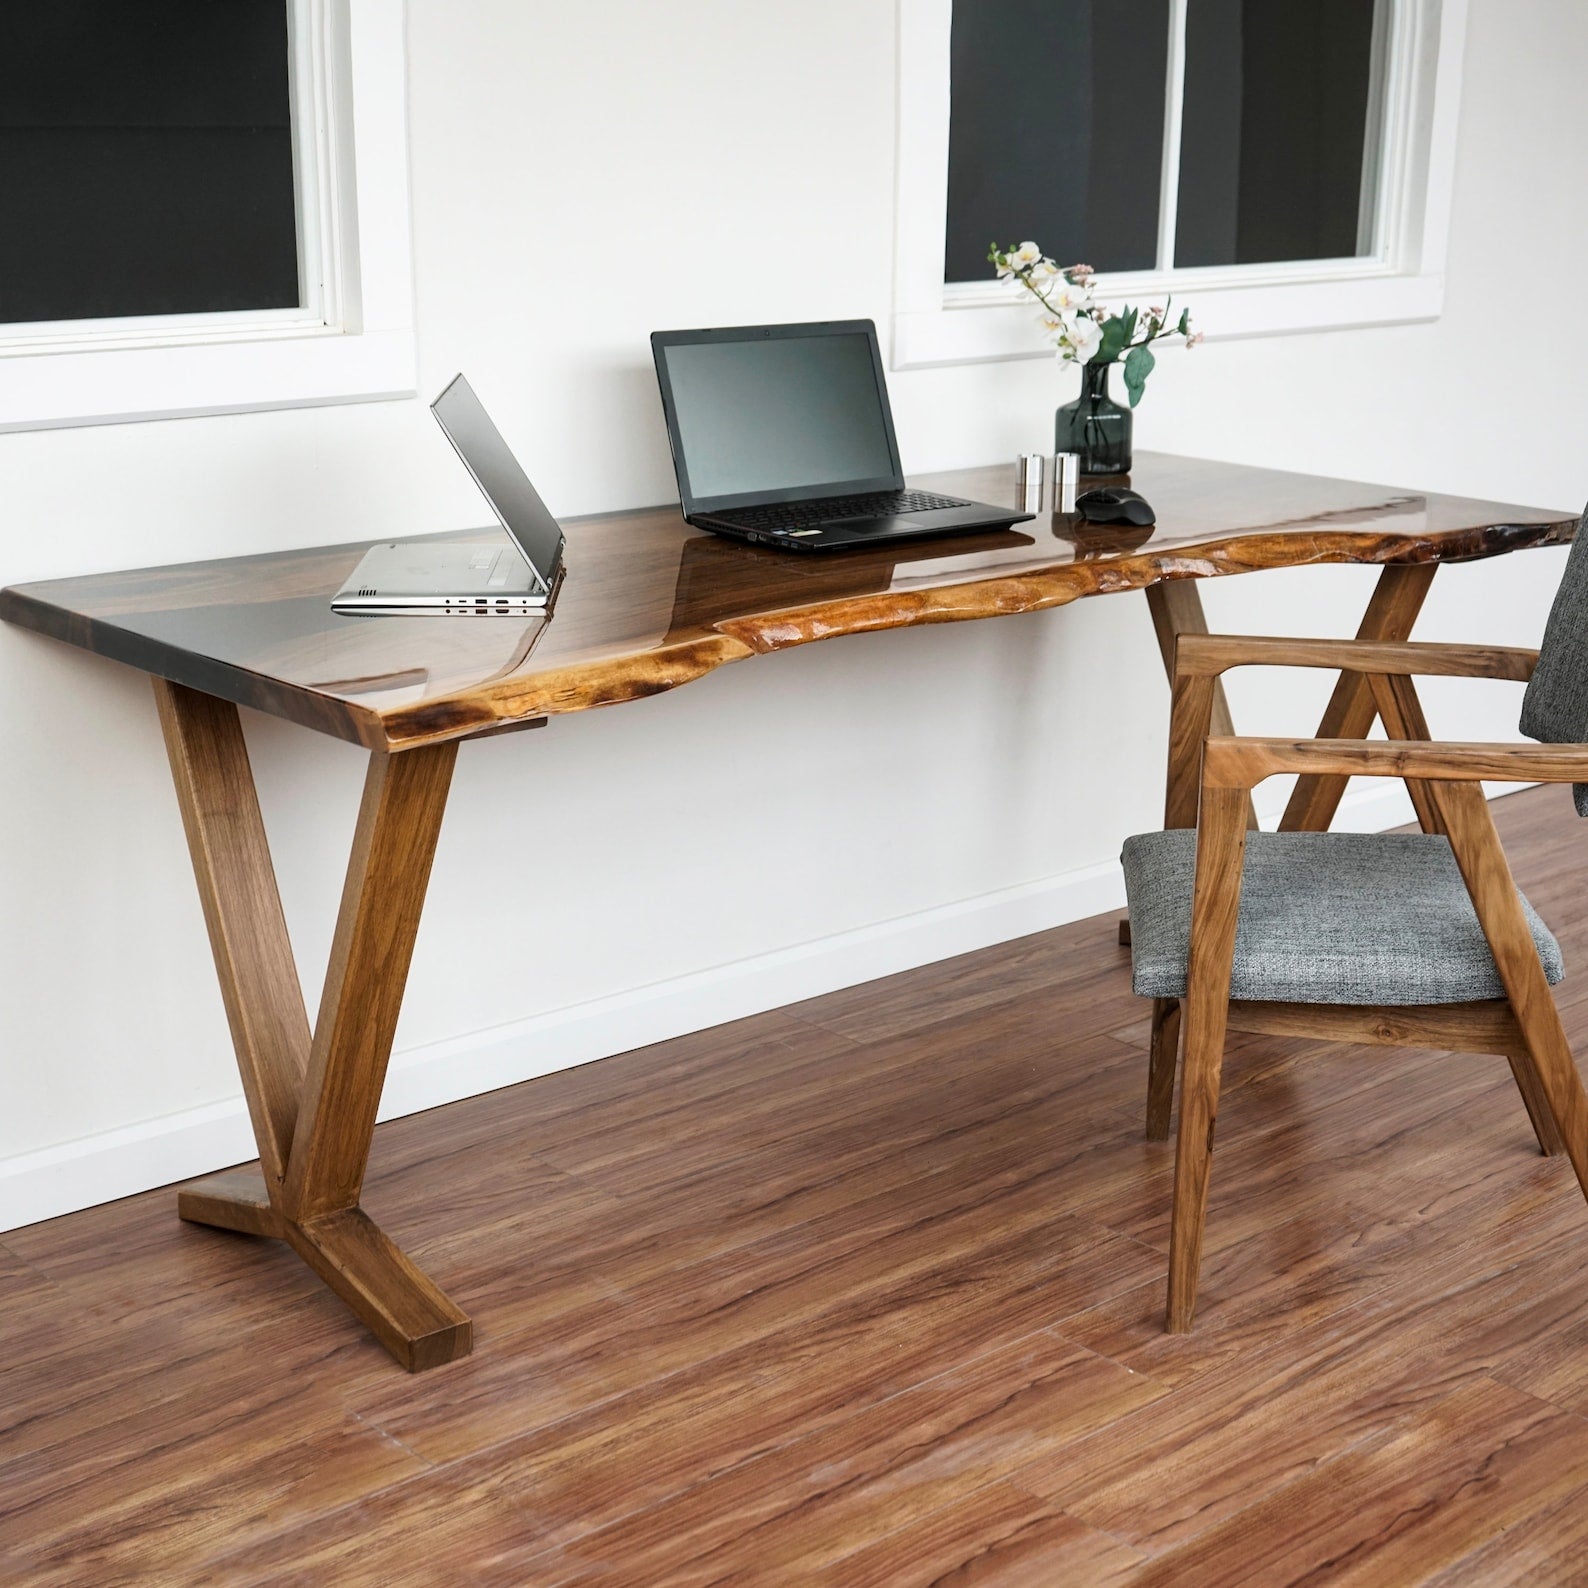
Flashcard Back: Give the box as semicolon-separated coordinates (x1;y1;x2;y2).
0;329;417;433
890;271;1444;371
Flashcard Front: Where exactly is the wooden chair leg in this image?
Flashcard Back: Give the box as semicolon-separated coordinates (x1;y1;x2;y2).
1146;997;1181;1140
1506;1049;1567;1157
1441;781;1588;1207
1167;785;1248;1333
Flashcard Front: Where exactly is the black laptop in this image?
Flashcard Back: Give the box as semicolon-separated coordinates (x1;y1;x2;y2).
650;319;1032;551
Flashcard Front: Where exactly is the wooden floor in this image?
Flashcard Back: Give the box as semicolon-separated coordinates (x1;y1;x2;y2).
10;786;1588;1584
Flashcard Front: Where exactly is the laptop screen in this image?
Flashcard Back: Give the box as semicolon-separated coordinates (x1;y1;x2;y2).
652;322;903;511
431;374;565;587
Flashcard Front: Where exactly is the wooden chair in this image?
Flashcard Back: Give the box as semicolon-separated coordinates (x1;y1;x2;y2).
1120;540;1588;1333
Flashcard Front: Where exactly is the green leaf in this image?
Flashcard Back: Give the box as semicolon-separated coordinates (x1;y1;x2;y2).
1096;315;1129;364
1119;306;1138;345
1123;343;1156;408
1177;308;1191;336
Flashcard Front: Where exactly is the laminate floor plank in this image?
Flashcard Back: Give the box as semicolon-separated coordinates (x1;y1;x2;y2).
1125;1377;1588;1586
1006;1308;1479;1553
1058;1089;1583;1388
1073;1044;1540;1259
409;1061;1146;1344
6;784;1588;1582
371;1228;1155;1548
545;1329;1162;1585
1018;1220;1588;1555
4;1184;328;1332
1374;1221;1588;1398
0;1306;382;1477
2;1386;425;1585
479;1018;869;1171
1421;1473;1588;1586
529;995;1143;1200
1057;1204;1473;1391
812;1485;1145;1588
374;1008;846;1156
190;1467;568;1588
349;1185;1162;1468
785;923;1139;1046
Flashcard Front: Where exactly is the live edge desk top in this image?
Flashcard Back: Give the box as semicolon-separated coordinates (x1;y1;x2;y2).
2;452;1576;753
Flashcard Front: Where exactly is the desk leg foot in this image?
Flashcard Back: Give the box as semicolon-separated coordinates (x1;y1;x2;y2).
178;1173;472;1372
178;1168;282;1237
284;1208;473;1372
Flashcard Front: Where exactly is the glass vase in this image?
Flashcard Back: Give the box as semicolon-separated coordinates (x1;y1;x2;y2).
1056;360;1133;476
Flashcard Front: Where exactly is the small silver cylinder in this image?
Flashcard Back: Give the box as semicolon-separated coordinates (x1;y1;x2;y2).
1017;452;1046;513
1054;452;1080;513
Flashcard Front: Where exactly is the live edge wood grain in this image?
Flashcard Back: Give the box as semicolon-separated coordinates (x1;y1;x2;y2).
1;454;1573;750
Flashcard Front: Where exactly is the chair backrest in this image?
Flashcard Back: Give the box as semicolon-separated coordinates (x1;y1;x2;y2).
1520;508;1588;814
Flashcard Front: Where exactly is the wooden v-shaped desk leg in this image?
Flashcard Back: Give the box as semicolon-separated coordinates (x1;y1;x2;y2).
154;680;470;1372
1278;562;1438;831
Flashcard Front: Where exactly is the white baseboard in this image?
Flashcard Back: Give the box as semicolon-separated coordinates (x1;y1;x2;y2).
0;774;1426;1234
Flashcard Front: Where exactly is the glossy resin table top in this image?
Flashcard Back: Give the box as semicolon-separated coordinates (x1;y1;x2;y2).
2;453;1575;750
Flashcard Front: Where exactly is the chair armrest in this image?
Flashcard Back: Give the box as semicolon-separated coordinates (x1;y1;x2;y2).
1176;634;1539;683
1202;736;1588;790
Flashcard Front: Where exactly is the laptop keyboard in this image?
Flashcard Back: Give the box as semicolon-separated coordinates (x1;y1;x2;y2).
715;490;966;534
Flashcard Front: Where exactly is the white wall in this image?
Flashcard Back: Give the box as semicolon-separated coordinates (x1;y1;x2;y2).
1;0;1583;1226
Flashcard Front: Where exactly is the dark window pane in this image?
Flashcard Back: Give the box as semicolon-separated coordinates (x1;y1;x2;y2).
0;2;301;324
945;0;1169;282
1176;0;1381;267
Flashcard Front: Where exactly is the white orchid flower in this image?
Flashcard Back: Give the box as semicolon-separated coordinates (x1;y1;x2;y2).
1047;281;1093;315
1061;317;1103;364
1009;241;1042;272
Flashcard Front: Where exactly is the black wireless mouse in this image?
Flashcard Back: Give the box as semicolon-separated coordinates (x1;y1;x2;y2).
1075;486;1156;527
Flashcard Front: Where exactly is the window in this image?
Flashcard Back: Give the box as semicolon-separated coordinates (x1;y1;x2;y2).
1173;0;1384;269
893;0;1467;369
944;0;1172;283
1;3;303;328
0;0;415;432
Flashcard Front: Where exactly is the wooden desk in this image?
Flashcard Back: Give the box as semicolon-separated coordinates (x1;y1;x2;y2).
2;453;1574;1370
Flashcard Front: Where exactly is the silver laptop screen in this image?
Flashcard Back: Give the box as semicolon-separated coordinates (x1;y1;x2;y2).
432;374;564;585
659;332;897;501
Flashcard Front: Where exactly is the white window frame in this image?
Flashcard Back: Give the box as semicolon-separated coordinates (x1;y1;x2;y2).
0;0;415;431
891;0;1467;370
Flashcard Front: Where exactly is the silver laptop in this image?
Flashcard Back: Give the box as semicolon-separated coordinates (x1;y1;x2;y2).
332;374;566;615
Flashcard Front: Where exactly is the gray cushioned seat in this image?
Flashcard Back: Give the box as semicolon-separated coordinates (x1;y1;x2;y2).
1120;830;1563;1005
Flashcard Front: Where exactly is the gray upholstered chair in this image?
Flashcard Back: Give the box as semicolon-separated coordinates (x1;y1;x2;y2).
1121;525;1588;1333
